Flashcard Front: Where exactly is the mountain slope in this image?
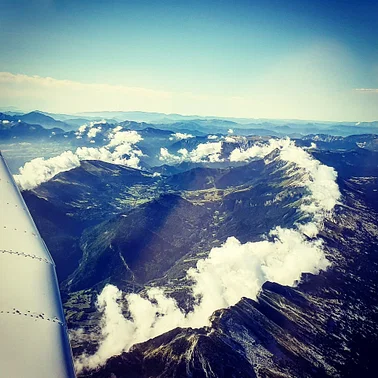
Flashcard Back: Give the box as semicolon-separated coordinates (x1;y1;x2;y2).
23;160;160;282
64;194;213;291
82;180;378;377
28;159;160;223
63;153;307;292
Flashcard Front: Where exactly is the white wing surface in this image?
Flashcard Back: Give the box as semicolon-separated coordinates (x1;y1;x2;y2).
0;152;76;377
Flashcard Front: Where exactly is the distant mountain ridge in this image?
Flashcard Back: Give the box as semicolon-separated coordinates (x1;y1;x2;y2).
19;111;73;130
3;109;378;137
0;119;64;140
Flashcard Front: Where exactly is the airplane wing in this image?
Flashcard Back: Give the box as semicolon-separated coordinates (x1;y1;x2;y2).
0;152;76;377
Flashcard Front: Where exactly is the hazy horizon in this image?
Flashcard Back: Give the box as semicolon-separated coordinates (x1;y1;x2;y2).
1;0;377;121
2;103;378;124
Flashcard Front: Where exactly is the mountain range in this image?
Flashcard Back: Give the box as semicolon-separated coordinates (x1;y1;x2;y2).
2;110;378;141
1;107;378;377
15;135;378;377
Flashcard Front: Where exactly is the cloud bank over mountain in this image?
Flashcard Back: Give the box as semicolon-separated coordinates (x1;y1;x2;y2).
75;138;341;373
230;138;340;228
159;141;223;164
14;126;143;190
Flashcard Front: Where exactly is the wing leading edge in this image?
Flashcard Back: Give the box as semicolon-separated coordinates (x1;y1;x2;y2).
0;152;76;377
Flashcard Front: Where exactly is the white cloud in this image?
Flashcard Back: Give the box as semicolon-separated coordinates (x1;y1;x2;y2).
159;147;186;164
169;132;194;141
14;130;144;189
224;136;239;143
185;227;328;327
75;124;87;136
207;135;218;140
87;126;102;139
14;151;80;190
191;141;223;163
75;227;330;374
112;125;123;133
75;139;341;373
107;130;142;147
231;138;340;227
159;142;223;164
229;138;282;161
75;120;107;138
74;286;140;372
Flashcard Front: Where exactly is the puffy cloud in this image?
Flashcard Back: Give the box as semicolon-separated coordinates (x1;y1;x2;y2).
74;286;139;372
191;141;223;163
302;142;317;151
87;126;102;139
229;138;284;161
76;147;115;163
169;132;194;141
77;124;87;134
224;136;236;143
111;125;123;133
74;285;189;373
14;151;80;190
228;128;234;134
107;130;142;147
75;227;329;373
14;130;144;189
159;142;223;164
75;139;341;373
207;135;218;140
159;147;186;164
186;227;328;327
75;120;107;138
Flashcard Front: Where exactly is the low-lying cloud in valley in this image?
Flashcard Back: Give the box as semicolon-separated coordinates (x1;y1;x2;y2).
74;138;341;373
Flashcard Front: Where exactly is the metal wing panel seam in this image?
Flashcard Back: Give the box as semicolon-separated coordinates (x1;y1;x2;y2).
0;249;52;264
0;310;65;326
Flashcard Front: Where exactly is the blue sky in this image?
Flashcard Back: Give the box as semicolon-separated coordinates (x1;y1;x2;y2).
0;0;377;120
